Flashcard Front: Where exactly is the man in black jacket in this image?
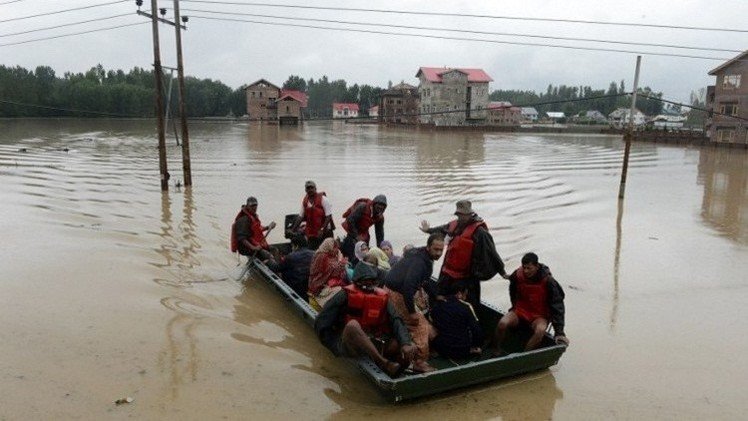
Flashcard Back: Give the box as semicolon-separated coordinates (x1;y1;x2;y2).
314;262;416;378
266;234;314;299
383;233;444;373
490;252;569;354
420;200;507;309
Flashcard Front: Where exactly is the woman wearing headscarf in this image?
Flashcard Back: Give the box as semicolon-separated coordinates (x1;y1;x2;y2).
379;240;401;267
353;241;369;264
308;238;349;309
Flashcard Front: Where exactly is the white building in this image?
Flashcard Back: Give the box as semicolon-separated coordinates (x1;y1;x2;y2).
521;107;539;122
609;108;647;128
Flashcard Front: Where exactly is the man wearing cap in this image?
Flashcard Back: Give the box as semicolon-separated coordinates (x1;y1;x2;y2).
340;194;387;261
288;180;333;250
233;196;276;261
420;200;507;310
314;261;416;378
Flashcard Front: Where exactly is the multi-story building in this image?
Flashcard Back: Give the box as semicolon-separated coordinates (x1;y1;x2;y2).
379;82;419;124
245;79;281;121
706;51;748;145
244;79;307;124
416;67;492;126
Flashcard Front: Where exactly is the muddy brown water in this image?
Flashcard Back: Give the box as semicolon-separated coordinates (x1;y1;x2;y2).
1;119;746;419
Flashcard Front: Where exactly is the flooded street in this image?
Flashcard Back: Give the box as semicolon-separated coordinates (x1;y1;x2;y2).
1;119;747;419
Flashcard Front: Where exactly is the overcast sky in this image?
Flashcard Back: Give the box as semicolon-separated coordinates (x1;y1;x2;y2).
1;0;745;103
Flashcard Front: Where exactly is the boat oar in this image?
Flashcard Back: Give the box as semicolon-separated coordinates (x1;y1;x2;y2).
229;224;275;281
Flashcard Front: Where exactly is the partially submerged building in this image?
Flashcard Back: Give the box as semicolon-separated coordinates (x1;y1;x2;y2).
416;67;492;126
706;51;748;145
244;79;307;124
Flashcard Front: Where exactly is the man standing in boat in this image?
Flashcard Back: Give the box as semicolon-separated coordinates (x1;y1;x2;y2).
490;252;568;354
420;200;507;309
288;180;333;250
232;196;276;261
314;262;416;378
340;194;387;261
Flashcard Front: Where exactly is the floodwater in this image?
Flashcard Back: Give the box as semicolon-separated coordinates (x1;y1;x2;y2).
1;119;746;419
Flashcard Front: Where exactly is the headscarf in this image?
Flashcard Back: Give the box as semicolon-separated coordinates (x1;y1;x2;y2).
367;247;391;270
354;241;369;262
308;238;348;295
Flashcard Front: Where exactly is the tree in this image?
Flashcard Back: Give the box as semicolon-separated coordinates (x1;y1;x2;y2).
282;75;307;92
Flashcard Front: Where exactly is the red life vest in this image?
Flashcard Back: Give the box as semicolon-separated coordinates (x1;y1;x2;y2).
302;191;327;237
441;220;487;279
343;284;390;336
230;207;268;252
341;198;383;242
513;267;550;322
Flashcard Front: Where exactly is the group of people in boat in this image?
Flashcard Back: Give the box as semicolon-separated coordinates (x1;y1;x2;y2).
231;180;569;378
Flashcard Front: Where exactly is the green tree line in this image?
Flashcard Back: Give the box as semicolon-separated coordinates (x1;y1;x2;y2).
489;81;665;117
0;64;246;118
281;74;383;118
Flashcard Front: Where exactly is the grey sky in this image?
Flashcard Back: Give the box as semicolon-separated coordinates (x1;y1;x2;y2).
1;0;744;103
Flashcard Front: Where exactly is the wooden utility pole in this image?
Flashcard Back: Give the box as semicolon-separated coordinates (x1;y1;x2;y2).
149;0;168;191
173;0;192;187
617;55;641;199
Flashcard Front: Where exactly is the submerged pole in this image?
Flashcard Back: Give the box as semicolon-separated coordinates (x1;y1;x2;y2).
618;55;641;199
150;0;168;191
173;0;192;187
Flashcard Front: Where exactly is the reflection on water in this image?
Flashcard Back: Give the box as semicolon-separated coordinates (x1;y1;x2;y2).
698;147;748;244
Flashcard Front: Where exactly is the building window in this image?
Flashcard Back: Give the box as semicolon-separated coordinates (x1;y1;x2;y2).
719;103;739;116
259;92;263;98
723;74;741;89
717;128;735;142
251;92;256;98
396;99;402;105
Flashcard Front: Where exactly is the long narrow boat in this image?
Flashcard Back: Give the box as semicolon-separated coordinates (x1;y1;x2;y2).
246;242;567;403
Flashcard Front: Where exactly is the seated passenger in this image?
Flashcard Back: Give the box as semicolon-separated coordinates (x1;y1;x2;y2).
430;282;484;359
308;238;349;310
379;240;401;267
384;233;445;373
314;262;416;378
490;252;569;355
353;240;369;265
362;252;388;286
231;196;276;261
266;234;314;299
367;246;391;270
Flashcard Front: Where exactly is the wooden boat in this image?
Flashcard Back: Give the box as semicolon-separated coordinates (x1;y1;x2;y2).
245;242;567;403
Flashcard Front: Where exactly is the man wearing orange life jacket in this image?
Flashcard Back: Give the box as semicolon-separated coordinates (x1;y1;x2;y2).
233;196;276;261
288;180;333;250
490;252;568;355
420;200;507;310
314;262;416;378
340;194;387;261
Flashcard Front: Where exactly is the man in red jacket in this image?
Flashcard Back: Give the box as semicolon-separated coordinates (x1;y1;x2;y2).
490;252;569;355
233;196;276;261
288;180;333;249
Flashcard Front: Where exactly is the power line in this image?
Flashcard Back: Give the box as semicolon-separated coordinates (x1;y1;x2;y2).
0;99;142;118
188;15;732;61
0;0;127;24
0;21;148;47
181;0;748;34
0;0;24;5
0;13;132;38
179;8;742;54
638;93;748;123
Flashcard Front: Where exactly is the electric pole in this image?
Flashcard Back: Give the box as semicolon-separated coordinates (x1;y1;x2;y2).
136;0;188;190
149;0;168;191
618;55;641;200
173;0;192;187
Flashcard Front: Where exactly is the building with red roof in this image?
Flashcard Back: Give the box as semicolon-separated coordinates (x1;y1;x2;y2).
332;103;359;119
415;67;492;126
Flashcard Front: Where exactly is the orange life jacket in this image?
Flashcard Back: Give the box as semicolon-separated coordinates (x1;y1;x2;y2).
513;267;550;322
302;191;327;237
441;220;487;279
341;198;383;242
230;207;268;252
343;284;390;336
